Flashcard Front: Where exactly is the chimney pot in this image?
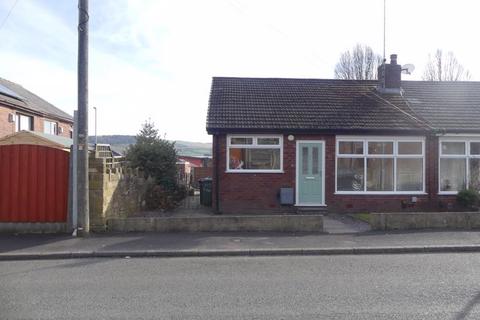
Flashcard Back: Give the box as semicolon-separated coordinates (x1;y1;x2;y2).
390;54;398;65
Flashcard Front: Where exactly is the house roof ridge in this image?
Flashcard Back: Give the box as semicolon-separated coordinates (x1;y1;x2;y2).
212;76;378;81
366;90;435;131
0;77;73;122
212;76;480;84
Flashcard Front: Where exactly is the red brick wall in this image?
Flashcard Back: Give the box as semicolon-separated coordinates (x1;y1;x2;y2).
0;105;15;136
57;122;73;138
36;117;73;138
0;104;72;138
192;167;213;188
213;133;459;214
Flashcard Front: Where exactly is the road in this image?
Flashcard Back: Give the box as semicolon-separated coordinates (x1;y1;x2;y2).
1;254;479;319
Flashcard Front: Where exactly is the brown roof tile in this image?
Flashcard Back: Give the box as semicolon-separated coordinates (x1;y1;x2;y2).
207;77;480;134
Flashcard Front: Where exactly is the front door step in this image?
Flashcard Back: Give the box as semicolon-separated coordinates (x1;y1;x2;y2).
296;207;327;215
107;214;324;233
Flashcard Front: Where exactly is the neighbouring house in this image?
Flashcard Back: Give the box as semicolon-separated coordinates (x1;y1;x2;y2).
0;78;73;138
177;155;212;188
176;155;213;188
178;155;212;168
207;54;480;214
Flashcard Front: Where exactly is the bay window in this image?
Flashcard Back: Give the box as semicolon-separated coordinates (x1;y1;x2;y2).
227;135;283;172
336;137;425;193
439;139;480;193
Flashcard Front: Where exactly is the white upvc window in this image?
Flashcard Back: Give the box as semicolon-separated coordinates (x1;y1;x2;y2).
44;120;58;135
439;138;480;194
226;135;283;173
336;136;425;194
15;113;33;132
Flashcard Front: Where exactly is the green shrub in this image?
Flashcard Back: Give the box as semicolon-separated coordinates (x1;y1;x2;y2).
457;189;480;208
145;184;188;210
126;120;187;210
125;120;177;191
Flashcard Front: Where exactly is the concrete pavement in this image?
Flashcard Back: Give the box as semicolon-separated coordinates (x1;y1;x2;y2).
3;230;480;260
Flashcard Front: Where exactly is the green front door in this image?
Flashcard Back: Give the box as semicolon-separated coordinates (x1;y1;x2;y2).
297;141;324;205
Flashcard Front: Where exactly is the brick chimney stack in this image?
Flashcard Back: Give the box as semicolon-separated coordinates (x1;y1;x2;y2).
377;54;402;94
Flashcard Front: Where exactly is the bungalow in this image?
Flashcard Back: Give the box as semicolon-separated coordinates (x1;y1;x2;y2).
206;54;480;214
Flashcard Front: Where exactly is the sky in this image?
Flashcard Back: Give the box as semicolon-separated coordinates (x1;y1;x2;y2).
1;0;480;142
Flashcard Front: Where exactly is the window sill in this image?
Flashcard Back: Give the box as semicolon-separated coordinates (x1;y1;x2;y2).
334;192;428;195
225;170;284;174
438;191;459;195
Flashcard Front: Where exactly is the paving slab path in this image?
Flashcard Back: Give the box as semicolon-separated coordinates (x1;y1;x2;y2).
322;214;371;234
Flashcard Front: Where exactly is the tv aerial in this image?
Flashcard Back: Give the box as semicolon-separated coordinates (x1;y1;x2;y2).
401;64;415;75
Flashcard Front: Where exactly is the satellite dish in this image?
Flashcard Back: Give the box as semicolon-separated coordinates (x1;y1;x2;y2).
401;64;415;75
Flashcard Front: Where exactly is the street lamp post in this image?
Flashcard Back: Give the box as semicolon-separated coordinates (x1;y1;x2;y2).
93;106;97;145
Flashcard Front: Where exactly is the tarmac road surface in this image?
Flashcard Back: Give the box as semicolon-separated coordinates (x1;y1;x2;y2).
1;253;479;319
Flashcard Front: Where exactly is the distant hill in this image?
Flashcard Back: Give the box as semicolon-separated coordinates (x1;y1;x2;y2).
89;135;212;157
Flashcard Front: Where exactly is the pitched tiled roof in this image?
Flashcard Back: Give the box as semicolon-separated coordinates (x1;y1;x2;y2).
401;81;480;132
0;78;73;122
207;77;480;133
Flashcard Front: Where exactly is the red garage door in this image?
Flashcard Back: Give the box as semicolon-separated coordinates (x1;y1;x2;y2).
0;144;69;222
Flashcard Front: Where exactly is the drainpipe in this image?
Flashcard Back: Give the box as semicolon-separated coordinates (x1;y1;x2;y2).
214;134;220;214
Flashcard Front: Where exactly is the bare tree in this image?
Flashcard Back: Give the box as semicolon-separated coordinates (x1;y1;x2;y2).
423;49;472;81
334;44;383;80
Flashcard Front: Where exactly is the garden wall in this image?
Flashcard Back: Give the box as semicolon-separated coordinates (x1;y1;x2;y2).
89;155;153;231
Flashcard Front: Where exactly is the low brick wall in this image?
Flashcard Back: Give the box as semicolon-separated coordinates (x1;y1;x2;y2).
89;156;154;231
107;214;324;233
370;212;480;231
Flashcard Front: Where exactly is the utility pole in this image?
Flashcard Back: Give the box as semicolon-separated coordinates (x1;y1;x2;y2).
77;0;89;236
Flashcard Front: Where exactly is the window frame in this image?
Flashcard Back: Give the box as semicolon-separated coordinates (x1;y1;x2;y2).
439;137;480;194
43;119;58;135
226;134;283;173
335;136;426;195
15;113;33;132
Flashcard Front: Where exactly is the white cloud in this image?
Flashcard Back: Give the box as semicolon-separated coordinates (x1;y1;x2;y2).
1;0;480;142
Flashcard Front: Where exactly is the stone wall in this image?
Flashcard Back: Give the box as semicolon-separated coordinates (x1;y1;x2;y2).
370;212;480;231
89;155;153;231
107;214;323;233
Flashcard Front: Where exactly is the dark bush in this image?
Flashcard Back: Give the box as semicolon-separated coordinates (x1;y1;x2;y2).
127;121;188;210
145;184;188;210
457;189;480;208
